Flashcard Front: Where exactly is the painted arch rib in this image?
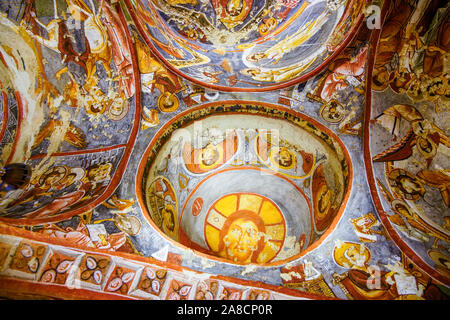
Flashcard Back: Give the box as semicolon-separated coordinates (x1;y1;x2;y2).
363;0;450;287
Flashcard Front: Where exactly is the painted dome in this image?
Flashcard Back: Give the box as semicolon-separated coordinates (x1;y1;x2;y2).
124;0;365;91
0;0;449;301
138;101;352;265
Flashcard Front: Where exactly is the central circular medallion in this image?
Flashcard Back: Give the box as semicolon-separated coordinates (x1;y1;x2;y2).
205;193;286;264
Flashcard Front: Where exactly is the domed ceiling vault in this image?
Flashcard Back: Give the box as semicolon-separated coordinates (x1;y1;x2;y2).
0;0;448;300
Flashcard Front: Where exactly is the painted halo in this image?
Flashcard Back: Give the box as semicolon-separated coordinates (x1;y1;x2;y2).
205;193;286;264
145;176;179;240
320;100;346;123
387;168;425;201
333;241;371;271
254;131;315;179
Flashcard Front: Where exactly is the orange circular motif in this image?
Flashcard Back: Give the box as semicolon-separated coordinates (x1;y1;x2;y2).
204;193;286;264
192;197;204;217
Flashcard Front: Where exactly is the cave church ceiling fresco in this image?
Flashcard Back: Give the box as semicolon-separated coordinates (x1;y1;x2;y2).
0;0;448;300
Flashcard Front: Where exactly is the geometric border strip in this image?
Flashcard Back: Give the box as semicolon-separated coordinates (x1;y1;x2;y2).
361;0;450;287
0;223;337;300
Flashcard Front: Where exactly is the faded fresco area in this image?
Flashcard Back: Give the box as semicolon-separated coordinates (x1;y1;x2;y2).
0;0;448;300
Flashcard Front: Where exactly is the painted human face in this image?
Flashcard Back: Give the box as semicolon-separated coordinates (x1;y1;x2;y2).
374;68;388;84
279;149;292;166
66;1;87;21
160;93;176;109
162;206;175;232
223;218;260;263
274;148;293;168
343;246;366;268
318;188;332;213
418;137;432;153
115;214;134;234
226;0;243;16
201;144;219;166
400;177;421;194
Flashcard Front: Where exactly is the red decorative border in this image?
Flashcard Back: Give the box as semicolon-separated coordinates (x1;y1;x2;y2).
0;277;134;300
0;222;339;300
0;2;142;227
362;0;450;286
136;100;353;267
123;0;365;92
28;144;128;160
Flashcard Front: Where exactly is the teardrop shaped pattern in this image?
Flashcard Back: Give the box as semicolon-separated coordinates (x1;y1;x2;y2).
56;260;73;274
86;257;98;270
106;277;123;292
40;269;56;283
93;270;103;284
